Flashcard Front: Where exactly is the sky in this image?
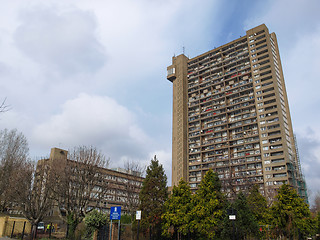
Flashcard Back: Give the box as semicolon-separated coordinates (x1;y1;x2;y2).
1;0;320;204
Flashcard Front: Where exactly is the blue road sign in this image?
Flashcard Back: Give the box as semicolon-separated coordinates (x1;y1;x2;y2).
110;206;121;220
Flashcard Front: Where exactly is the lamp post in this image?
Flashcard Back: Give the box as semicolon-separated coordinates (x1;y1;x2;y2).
227;208;237;240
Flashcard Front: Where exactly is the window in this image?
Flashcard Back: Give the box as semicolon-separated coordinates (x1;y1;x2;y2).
261;127;266;131
263;146;269;151
265;167;271;171
258;102;263;107
264;153;270;157
262;140;268;144
261;133;267;137
167;67;175;75
257;91;262;95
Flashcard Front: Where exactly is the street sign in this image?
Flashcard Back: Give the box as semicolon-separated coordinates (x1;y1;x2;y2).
229;215;236;220
110;206;121;220
136;210;141;220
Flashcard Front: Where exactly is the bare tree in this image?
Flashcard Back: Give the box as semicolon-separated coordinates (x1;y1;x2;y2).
10;160;55;239
123;160;145;217
0;129;29;212
53;146;109;239
0;98;10;113
311;191;320;214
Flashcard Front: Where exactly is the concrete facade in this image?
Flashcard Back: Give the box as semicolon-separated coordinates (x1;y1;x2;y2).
167;24;307;201
37;148;144;215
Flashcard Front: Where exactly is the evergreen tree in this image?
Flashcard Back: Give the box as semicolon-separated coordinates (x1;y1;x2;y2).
247;184;269;225
221;193;259;240
271;184;314;239
162;179;192;239
236;192;259;239
189;169;225;239
139;156;168;240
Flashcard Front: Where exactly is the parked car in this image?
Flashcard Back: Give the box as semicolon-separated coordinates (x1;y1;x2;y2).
37;222;45;232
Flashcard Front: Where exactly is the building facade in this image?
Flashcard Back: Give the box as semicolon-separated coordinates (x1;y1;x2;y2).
167;24;307;201
37;148;144;216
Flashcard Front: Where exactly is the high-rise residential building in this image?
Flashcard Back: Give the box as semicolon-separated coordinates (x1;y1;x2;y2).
167;24;307;201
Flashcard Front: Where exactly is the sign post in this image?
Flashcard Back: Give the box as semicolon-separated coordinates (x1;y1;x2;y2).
109;206;121;240
109;219;112;240
136;210;141;240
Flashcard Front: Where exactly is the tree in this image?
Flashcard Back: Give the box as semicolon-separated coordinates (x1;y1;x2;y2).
10;159;56;239
311;191;320;214
271;184;315;239
0;98;9;113
139;155;168;240
247;184;269;225
311;191;320;237
84;209;108;239
123;160;145;219
0;129;56;239
162;179;192;239
222;192;259;240
0;129;29;212
189;169;225;239
53;146;109;239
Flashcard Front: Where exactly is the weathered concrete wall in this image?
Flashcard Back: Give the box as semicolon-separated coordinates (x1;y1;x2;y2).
0;216;31;238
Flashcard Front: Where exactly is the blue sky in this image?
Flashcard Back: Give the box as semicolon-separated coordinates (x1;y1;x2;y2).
1;0;320;204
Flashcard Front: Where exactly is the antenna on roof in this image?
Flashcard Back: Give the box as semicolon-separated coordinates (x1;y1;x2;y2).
182;45;185;55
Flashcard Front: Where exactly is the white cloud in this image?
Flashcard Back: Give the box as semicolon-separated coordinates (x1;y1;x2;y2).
32;93;150;159
284;27;320;121
14;5;106;76
1;0;320;192
0;110;33;134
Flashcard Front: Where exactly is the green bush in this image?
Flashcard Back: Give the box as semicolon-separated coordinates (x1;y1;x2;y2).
85;210;108;234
